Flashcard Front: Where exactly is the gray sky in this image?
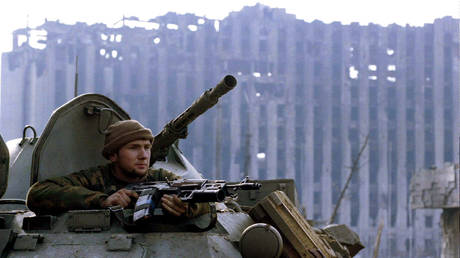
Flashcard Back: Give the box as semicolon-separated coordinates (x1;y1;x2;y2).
0;0;458;54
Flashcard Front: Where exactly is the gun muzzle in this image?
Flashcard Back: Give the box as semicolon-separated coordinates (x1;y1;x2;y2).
227;182;262;190
239;182;262;190
171;75;237;130
208;75;237;100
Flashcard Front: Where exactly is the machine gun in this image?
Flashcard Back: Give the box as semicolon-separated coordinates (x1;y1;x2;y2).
150;75;237;165
126;177;261;223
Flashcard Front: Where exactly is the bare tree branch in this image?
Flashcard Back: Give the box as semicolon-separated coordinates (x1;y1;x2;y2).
373;220;385;258
328;133;369;224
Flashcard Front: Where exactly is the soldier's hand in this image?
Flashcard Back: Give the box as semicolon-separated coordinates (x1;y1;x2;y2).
161;194;188;217
101;189;138;208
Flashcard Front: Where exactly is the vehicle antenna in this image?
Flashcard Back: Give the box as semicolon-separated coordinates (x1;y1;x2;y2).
74;56;78;97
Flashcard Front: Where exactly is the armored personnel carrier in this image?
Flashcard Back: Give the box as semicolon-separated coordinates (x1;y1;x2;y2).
0;75;363;257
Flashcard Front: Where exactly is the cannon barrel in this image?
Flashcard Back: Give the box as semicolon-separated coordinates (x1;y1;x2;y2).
151;75;237;163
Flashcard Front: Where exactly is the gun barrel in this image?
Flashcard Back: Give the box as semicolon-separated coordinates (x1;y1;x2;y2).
172;75;236;130
228;182;262;190
151;75;237;163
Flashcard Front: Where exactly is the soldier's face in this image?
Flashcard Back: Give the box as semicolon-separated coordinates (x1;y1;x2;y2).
110;139;151;179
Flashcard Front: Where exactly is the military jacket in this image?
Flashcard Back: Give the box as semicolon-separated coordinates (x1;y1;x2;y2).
26;163;208;217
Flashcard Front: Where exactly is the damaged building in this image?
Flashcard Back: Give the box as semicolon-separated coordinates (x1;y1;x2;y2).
1;4;459;257
410;163;460;258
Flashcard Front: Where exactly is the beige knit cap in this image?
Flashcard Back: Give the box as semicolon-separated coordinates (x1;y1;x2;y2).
102;120;154;159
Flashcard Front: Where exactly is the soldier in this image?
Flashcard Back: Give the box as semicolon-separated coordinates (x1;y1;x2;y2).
26;120;207;217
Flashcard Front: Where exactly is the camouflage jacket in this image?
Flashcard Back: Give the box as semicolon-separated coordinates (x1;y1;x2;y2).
26;163;208;217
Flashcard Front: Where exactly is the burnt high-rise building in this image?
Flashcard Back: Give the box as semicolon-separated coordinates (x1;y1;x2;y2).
1;4;459;257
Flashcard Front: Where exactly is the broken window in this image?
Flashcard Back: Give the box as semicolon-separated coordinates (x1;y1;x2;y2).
313;139;323;183
351;85;359;99
54;70;66;106
186;33;195;51
278;28;287;54
314;61;322;76
369;87;378;105
240;25;250;56
259;39;268;54
351;107;359;121
314;106;322;125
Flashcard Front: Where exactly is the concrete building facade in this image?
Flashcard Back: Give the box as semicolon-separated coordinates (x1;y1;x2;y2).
1;5;459;257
